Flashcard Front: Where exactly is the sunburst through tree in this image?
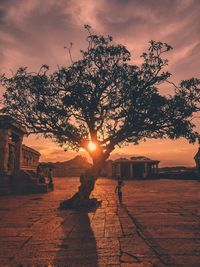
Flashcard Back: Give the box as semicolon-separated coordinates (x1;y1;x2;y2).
1;25;200;208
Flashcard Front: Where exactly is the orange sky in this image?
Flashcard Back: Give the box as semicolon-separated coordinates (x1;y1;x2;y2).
23;135;199;167
0;0;200;166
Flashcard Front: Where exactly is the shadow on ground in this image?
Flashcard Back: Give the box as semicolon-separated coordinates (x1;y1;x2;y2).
54;208;99;266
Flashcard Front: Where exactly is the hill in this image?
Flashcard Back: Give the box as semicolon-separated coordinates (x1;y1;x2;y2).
40;156;91;177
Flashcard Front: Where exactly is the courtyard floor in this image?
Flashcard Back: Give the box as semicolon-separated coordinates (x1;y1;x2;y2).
0;177;200;267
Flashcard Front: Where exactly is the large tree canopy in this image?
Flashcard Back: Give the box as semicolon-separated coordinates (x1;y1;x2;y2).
1;26;200;167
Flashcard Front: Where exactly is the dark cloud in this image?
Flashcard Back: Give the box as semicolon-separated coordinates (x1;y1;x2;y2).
0;0;199;75
0;0;88;72
92;0;200;88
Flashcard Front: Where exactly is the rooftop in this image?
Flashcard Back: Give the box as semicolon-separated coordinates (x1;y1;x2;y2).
0;114;26;134
114;156;159;163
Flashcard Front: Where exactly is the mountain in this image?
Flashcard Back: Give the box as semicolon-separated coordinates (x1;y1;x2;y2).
40;156;92;177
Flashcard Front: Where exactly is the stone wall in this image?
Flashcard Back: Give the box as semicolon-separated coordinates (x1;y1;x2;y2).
0;115;40;174
0;129;9;174
0;115;51;195
21;145;40;171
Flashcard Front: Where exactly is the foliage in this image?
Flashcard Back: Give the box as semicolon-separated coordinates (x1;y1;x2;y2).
1;25;200;163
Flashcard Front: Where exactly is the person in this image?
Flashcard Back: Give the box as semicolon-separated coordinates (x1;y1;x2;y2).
48;167;53;184
115;179;125;204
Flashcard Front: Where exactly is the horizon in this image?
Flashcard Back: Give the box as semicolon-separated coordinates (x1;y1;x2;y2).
23;135;198;167
38;153;197;168
1;0;200;166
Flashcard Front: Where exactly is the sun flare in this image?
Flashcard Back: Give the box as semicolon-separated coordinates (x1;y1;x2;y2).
88;141;96;151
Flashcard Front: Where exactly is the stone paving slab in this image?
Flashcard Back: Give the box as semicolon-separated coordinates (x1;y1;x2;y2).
0;177;200;266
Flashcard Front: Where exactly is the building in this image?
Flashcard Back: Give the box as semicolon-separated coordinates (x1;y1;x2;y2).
194;146;200;174
0;115;53;195
103;156;159;179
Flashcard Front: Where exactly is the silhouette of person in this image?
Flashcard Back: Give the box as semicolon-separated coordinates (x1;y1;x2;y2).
115;178;125;204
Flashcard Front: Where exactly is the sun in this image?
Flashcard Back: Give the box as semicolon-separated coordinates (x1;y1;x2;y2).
88;141;96;151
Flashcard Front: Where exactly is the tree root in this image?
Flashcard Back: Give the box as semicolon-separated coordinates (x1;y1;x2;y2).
59;193;102;210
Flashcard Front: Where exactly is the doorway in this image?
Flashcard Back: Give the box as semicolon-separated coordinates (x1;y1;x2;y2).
120;162;131;179
132;163;144;179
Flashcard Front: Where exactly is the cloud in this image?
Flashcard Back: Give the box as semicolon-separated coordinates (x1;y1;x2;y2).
1;0;199;75
65;0;105;31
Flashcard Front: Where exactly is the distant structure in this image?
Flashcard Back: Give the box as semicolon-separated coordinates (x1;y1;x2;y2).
103;156;159;179
0;115;53;195
194;146;200;174
40;155;91;177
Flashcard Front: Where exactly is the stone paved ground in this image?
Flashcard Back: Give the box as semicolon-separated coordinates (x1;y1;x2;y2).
0;178;200;267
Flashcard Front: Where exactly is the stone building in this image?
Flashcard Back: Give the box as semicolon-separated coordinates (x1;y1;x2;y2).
194;146;200;174
103;156;159;179
21;145;41;171
0;115;52;195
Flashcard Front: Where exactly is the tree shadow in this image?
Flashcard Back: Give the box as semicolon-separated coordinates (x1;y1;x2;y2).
53;207;99;266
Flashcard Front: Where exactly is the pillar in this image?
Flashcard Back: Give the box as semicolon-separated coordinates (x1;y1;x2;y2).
119;163;121;178
155;163;158;174
17;137;23;170
152;164;155;174
0;129;9;174
144;163;148;178
130;163;133;179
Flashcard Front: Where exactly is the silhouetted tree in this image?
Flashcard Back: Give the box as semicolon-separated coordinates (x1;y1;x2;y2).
1;25;199;208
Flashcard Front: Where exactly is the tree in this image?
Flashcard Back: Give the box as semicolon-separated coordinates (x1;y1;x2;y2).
1;25;200;208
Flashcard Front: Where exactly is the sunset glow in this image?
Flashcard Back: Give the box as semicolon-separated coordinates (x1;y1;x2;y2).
88;141;96;152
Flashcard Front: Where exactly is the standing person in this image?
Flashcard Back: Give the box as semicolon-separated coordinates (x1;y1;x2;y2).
48;167;53;184
115;179;125;204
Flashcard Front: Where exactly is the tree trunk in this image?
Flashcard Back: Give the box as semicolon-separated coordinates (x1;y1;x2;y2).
59;157;104;210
